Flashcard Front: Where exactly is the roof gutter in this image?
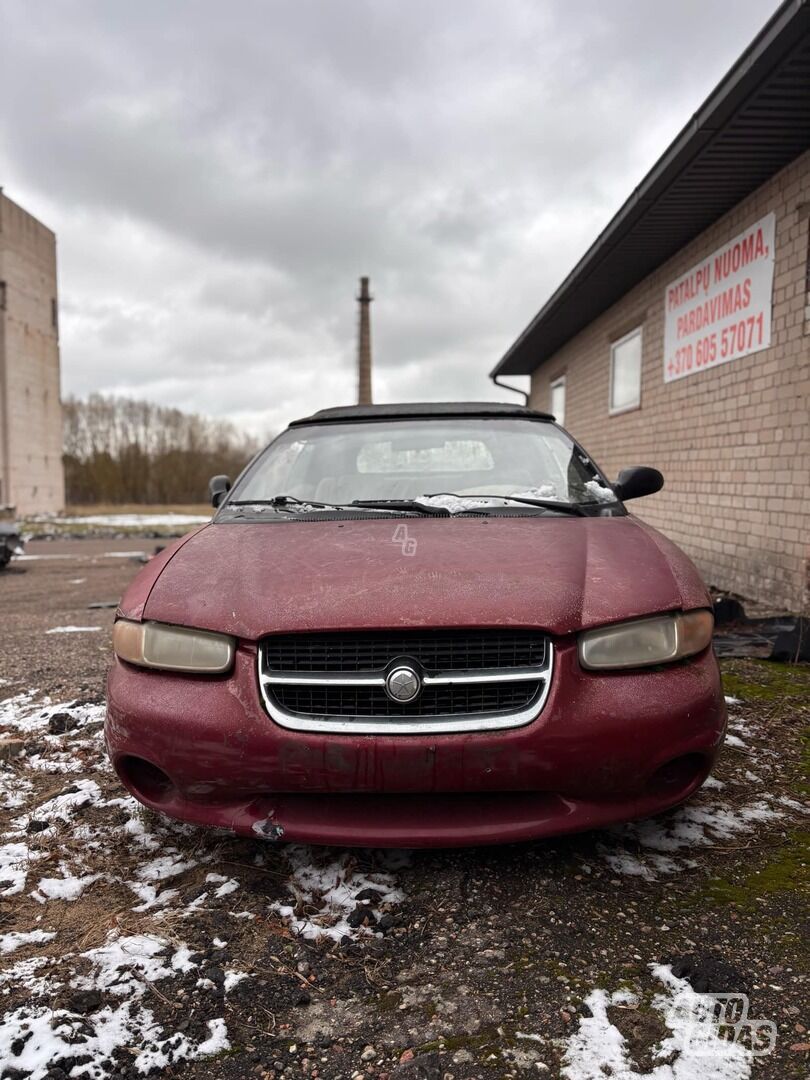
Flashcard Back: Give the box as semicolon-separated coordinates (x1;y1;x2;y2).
491;373;529;405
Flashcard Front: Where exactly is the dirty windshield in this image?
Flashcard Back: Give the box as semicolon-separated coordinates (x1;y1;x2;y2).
226;419;615;508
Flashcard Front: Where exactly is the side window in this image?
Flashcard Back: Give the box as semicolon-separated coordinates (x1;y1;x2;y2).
550;376;566;425
610;327;642;414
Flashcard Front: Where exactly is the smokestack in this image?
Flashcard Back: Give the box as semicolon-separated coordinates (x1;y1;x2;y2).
357;276;373;405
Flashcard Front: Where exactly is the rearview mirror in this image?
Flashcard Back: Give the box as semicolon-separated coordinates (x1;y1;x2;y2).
613;466;664;502
209;474;231;508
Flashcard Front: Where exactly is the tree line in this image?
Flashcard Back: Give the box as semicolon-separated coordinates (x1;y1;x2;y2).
63;394;260;505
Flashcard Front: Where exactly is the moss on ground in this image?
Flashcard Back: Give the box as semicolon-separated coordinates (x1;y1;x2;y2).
703;830;809;907
721;659;810;702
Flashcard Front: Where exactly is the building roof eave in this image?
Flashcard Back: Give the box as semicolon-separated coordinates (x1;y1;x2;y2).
492;0;810;377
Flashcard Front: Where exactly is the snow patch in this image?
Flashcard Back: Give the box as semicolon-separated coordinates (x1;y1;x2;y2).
593;797;782;880
32;869;102;903
562;966;753;1079
0;929;56;955
0;930;230;1080
272;845;405;941
46;625;103;634
55;512;210;527
583;479;617;503
0;841;46;896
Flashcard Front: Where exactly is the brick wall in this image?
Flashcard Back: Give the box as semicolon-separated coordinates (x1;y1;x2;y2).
0;193;65;514
530;151;810;612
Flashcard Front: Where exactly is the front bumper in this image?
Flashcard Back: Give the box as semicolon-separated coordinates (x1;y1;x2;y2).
105;641;726;848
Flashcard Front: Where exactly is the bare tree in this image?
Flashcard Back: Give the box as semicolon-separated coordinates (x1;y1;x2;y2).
63;394;260;504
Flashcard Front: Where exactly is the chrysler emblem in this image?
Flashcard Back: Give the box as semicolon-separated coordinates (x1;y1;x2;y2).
385;665;421;703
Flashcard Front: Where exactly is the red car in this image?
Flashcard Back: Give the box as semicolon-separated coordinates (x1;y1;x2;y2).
106;403;725;848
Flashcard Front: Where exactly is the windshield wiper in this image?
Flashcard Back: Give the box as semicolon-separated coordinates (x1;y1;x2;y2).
227;495;356;513
350;499;450;516
225;496;448;516
422;493;587;516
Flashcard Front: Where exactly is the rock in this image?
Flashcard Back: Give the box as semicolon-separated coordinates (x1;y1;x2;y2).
10;1035;30;1056
451;1050;474;1065
669;954;749;994
26;819;50;834
355;887;385;902
65;990;103;1015
391;1051;442;1080
347;904;376;929
377;914;396;934
48;712;78;734
0;736;24;761
361;1045;376;1062
473;948;504;963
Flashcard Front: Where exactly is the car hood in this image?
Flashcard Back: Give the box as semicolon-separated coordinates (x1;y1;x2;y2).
132;515;710;640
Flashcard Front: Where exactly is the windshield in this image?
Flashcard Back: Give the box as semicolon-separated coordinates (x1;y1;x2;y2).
227;419;616;508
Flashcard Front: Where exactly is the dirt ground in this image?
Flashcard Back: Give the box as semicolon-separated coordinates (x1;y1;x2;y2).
0;538;807;1080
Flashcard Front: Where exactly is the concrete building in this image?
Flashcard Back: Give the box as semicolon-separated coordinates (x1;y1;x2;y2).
0;191;64;514
492;0;810;612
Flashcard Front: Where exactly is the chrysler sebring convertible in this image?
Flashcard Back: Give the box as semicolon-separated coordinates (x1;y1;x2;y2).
106;403;725;847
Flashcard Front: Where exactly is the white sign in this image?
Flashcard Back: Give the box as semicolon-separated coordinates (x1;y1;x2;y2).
663;212;775;383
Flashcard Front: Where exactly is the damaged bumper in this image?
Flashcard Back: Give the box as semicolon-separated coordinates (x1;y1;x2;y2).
105;640;726;848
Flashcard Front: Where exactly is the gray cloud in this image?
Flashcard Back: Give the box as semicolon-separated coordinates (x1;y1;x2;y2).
0;0;778;437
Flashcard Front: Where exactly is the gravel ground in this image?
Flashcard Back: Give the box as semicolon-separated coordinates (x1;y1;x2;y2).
0;538;807;1080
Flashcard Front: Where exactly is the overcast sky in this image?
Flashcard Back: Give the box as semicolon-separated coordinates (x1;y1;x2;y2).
1;0;778;438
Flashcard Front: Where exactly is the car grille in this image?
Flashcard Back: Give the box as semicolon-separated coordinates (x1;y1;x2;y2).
272;681;540;717
263;630;546;672
258;630;553;735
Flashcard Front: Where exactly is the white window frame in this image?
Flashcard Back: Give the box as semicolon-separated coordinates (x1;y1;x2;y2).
549;375;566;425
609;326;643;415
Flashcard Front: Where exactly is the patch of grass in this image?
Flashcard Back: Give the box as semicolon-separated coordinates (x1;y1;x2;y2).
799;727;810;797
412;1024;509;1056
703;830;810;908
721;659;810;703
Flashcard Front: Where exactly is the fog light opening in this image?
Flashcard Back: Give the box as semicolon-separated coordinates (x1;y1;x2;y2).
649;753;708;792
119;755;175;804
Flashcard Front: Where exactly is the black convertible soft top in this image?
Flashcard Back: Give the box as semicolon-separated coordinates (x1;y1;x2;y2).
289;402;554;427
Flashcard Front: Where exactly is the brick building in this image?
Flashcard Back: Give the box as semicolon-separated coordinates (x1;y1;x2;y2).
492;0;810;612
0;192;64;514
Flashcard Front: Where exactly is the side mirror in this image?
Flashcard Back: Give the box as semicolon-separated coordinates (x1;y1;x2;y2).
209;474;231;508
613;466;664;502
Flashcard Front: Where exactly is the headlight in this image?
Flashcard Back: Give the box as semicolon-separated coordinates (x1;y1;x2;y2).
578;610;713;671
113;619;235;673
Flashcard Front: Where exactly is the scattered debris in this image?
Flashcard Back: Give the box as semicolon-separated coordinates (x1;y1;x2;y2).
0;512;24;569
712;594;807;662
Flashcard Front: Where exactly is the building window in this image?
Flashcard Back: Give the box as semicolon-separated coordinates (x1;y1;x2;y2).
550;376;566;425
51;298;58;333
610;327;642;414
0;281;6;310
